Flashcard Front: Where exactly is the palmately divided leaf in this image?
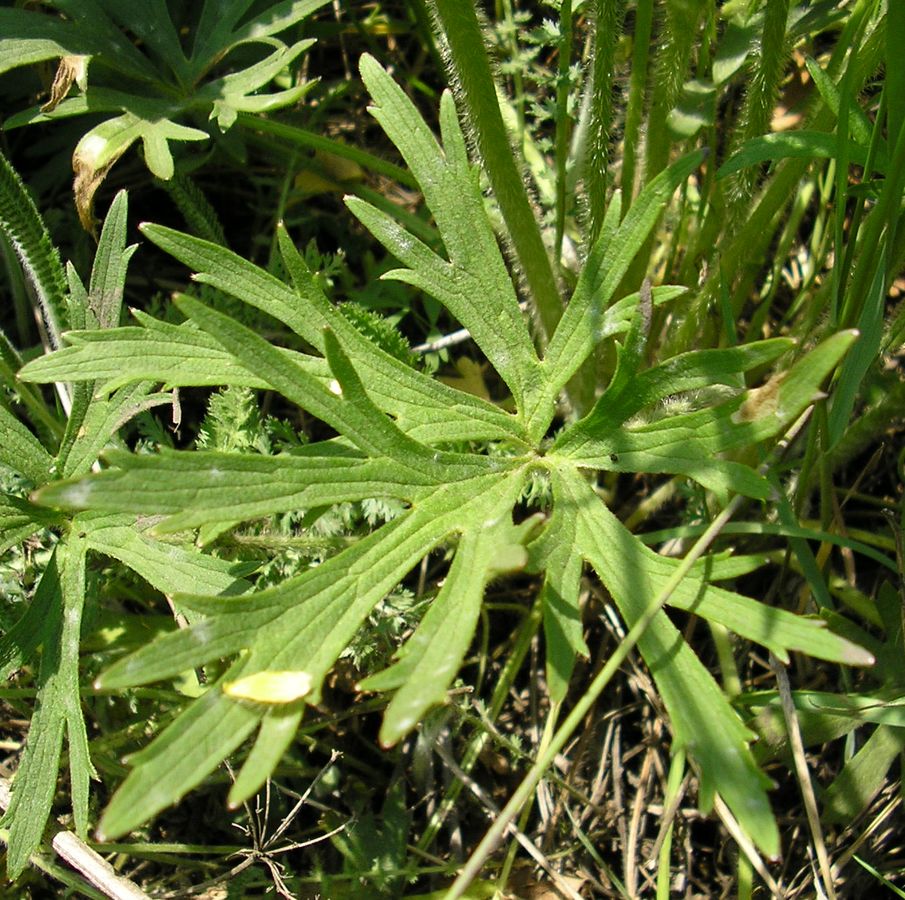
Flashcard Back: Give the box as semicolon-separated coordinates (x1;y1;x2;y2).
17;314;329;395
197;39;316;130
227;705;304;808
525;489;588;703
565;338;793;439
98;467;527;691
0;495;59;557
0;403;55;484
60;381;174;480
555;463;870;855
4;35;874;870
84;513;252;598
555;331;857;500
1;534;94;877
36;447;435;531
0;8;99;77
189;0;331;79
97;663;263;842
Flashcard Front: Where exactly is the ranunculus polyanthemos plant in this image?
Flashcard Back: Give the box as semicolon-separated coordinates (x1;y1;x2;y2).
4;55;870;872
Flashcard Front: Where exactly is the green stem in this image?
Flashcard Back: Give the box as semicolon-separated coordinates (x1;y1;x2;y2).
237;113;417;189
620;0;653;203
553;0;574;265
431;0;563;344
583;0;622;243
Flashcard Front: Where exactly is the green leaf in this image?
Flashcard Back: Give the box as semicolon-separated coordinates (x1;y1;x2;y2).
361;489;527;746
1;533;94;877
60;381;174;479
197;39;315;131
563;338;793;439
227;706;304;808
18;313;326;395
667;78;717;138
97;469;526;692
75;111;209;183
84;514;252;598
539;150;705;410
0;8;96;76
805;55;875;148
36;447;430;531
526;493;588;704
95;470;528;837
96;663;263;842
555;331;857;500
190;0;330;78
349;62;543;413
90;0;188;83
0;546;63;682
713;12;760;85
174;294;487;475
556;466;779;856
0;403;54;484
717;131;886;179
557;464;871;854
822;726;905;824
0;495;59;557
322;327;443;468
138;224;521;443
86;189;134;329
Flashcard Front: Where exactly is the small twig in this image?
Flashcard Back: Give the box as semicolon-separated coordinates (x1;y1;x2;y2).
625;748;653;896
0;777;150;900
831;793;901;880
413;301;531;353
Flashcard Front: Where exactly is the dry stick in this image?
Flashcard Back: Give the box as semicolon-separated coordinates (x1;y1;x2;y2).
625;748;653;896
769;653;837;900
443;410;815;900
0;777;150;900
646;771;690;864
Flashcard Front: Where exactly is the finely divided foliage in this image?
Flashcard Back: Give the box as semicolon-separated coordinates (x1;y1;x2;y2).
6;54;869;870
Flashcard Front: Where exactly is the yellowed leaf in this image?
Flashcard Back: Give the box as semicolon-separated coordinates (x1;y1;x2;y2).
223;670;312;704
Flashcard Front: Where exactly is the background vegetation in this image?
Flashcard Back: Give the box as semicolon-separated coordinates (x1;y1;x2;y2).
1;0;904;897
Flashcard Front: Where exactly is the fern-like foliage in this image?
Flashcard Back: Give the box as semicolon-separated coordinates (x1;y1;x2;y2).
19;57;871;862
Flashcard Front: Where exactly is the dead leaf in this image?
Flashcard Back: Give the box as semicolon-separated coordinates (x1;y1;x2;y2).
41;55;88;113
